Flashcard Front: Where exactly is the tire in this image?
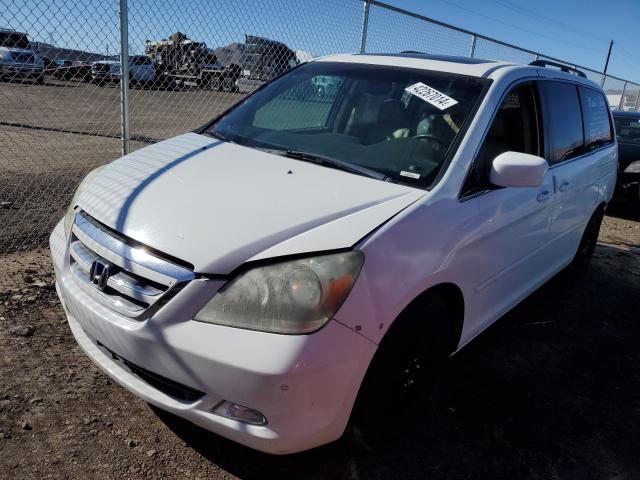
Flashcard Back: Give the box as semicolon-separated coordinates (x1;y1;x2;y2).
566;206;604;276
349;294;453;449
34;74;44;85
222;77;235;93
208;76;221;91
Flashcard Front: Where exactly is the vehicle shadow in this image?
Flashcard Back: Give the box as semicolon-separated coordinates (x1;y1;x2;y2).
152;243;640;479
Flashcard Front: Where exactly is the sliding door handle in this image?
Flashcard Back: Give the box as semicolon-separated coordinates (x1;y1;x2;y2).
537;189;552;202
558;180;572;192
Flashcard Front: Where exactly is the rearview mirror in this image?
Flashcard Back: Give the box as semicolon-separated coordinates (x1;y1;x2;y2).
489;151;548;188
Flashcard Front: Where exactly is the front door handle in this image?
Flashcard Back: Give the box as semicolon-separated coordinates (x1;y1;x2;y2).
537;189;552;202
558;179;572;192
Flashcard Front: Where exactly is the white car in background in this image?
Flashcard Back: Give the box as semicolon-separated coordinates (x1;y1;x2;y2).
51;53;617;454
0;29;44;84
91;55;155;86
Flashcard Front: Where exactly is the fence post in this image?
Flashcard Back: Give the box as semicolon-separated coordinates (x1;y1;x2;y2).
618;81;627;111
119;0;131;155
469;34;477;58
359;0;370;54
634;87;640;112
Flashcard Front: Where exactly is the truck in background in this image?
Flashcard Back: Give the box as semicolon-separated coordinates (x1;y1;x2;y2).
236;35;298;93
91;55;156;86
0;28;44;84
145;32;240;91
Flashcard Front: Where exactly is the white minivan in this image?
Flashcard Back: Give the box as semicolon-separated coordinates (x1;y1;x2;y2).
50;53;617;454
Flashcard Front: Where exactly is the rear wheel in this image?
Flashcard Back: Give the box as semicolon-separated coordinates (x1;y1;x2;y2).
566;206;604;276
349;294;453;449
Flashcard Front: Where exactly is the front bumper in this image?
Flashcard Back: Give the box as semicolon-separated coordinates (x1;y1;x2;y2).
0;64;43;77
92;70;120;81
50;220;376;454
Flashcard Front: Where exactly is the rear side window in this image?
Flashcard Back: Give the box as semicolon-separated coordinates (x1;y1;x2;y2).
541;82;584;164
578;86;613;150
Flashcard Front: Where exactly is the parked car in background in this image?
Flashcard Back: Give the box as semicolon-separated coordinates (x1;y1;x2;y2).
613;111;640;200
92;55;156;86
51;53;617;454
0;28;44;84
52;59;92;82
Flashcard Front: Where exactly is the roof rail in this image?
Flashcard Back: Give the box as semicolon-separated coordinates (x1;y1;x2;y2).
529;60;586;78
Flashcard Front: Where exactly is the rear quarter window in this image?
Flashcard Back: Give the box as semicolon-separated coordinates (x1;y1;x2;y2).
541;81;584;164
578;86;613;150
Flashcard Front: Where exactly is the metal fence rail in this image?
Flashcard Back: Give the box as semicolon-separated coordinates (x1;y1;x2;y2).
1;0;638;253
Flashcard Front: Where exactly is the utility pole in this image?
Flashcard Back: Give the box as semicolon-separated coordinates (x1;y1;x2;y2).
601;40;613;87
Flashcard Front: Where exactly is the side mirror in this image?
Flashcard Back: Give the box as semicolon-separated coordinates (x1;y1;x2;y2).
489;151;548;188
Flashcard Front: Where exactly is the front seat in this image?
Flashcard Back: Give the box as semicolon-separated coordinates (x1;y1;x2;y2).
363;99;410;144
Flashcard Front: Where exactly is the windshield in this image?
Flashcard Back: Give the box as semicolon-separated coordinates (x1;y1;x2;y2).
0;31;30;49
206;61;487;188
614;115;640;143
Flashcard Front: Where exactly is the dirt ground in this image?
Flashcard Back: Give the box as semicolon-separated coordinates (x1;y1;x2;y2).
0;203;638;479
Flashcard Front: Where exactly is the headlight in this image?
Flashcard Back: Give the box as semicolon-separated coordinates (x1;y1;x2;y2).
194;251;364;334
63;166;105;236
623;160;640;173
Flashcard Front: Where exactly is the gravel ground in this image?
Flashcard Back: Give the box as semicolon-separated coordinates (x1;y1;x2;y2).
0;204;638;479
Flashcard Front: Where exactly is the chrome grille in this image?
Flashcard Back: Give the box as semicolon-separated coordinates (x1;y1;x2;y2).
68;211;194;319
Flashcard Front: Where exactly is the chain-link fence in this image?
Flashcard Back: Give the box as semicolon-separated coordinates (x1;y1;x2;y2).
1;0;638;253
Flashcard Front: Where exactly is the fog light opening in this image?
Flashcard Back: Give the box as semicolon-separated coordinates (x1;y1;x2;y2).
212;401;268;426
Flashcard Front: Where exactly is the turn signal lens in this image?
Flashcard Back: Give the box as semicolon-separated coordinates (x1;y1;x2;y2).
212;401;267;426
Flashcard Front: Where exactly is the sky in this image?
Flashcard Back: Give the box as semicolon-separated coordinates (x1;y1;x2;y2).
392;0;640;84
2;0;639;85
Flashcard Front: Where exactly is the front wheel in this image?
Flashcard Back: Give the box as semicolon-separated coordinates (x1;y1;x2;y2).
221;77;235;92
349;294;452;449
207;76;221;91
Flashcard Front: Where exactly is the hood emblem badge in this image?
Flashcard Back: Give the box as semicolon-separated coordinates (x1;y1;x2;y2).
89;260;111;291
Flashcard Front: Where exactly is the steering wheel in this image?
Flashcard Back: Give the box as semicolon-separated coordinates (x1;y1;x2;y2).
413;133;447;150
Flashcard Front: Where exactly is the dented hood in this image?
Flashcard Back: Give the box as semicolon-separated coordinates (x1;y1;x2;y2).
77;133;426;274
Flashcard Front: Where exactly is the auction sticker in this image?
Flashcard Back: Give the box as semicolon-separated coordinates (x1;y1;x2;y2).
405;82;458;110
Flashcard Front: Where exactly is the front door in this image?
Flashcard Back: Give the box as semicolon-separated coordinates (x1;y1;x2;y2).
461;82;555;339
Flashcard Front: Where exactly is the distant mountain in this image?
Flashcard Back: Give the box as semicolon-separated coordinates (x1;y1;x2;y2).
212;43;245;67
32;41;105;63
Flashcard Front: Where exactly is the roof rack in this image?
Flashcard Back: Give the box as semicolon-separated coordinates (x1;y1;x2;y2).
400;50;425;54
529;60;586;78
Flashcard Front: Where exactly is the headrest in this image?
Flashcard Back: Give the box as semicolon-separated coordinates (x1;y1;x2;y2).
378;99;407;126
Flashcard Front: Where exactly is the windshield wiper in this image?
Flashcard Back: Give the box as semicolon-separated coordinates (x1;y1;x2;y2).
279;149;388;181
207;130;234;143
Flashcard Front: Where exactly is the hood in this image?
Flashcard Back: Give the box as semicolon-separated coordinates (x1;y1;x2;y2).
77;133;426;274
0;47;35;53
